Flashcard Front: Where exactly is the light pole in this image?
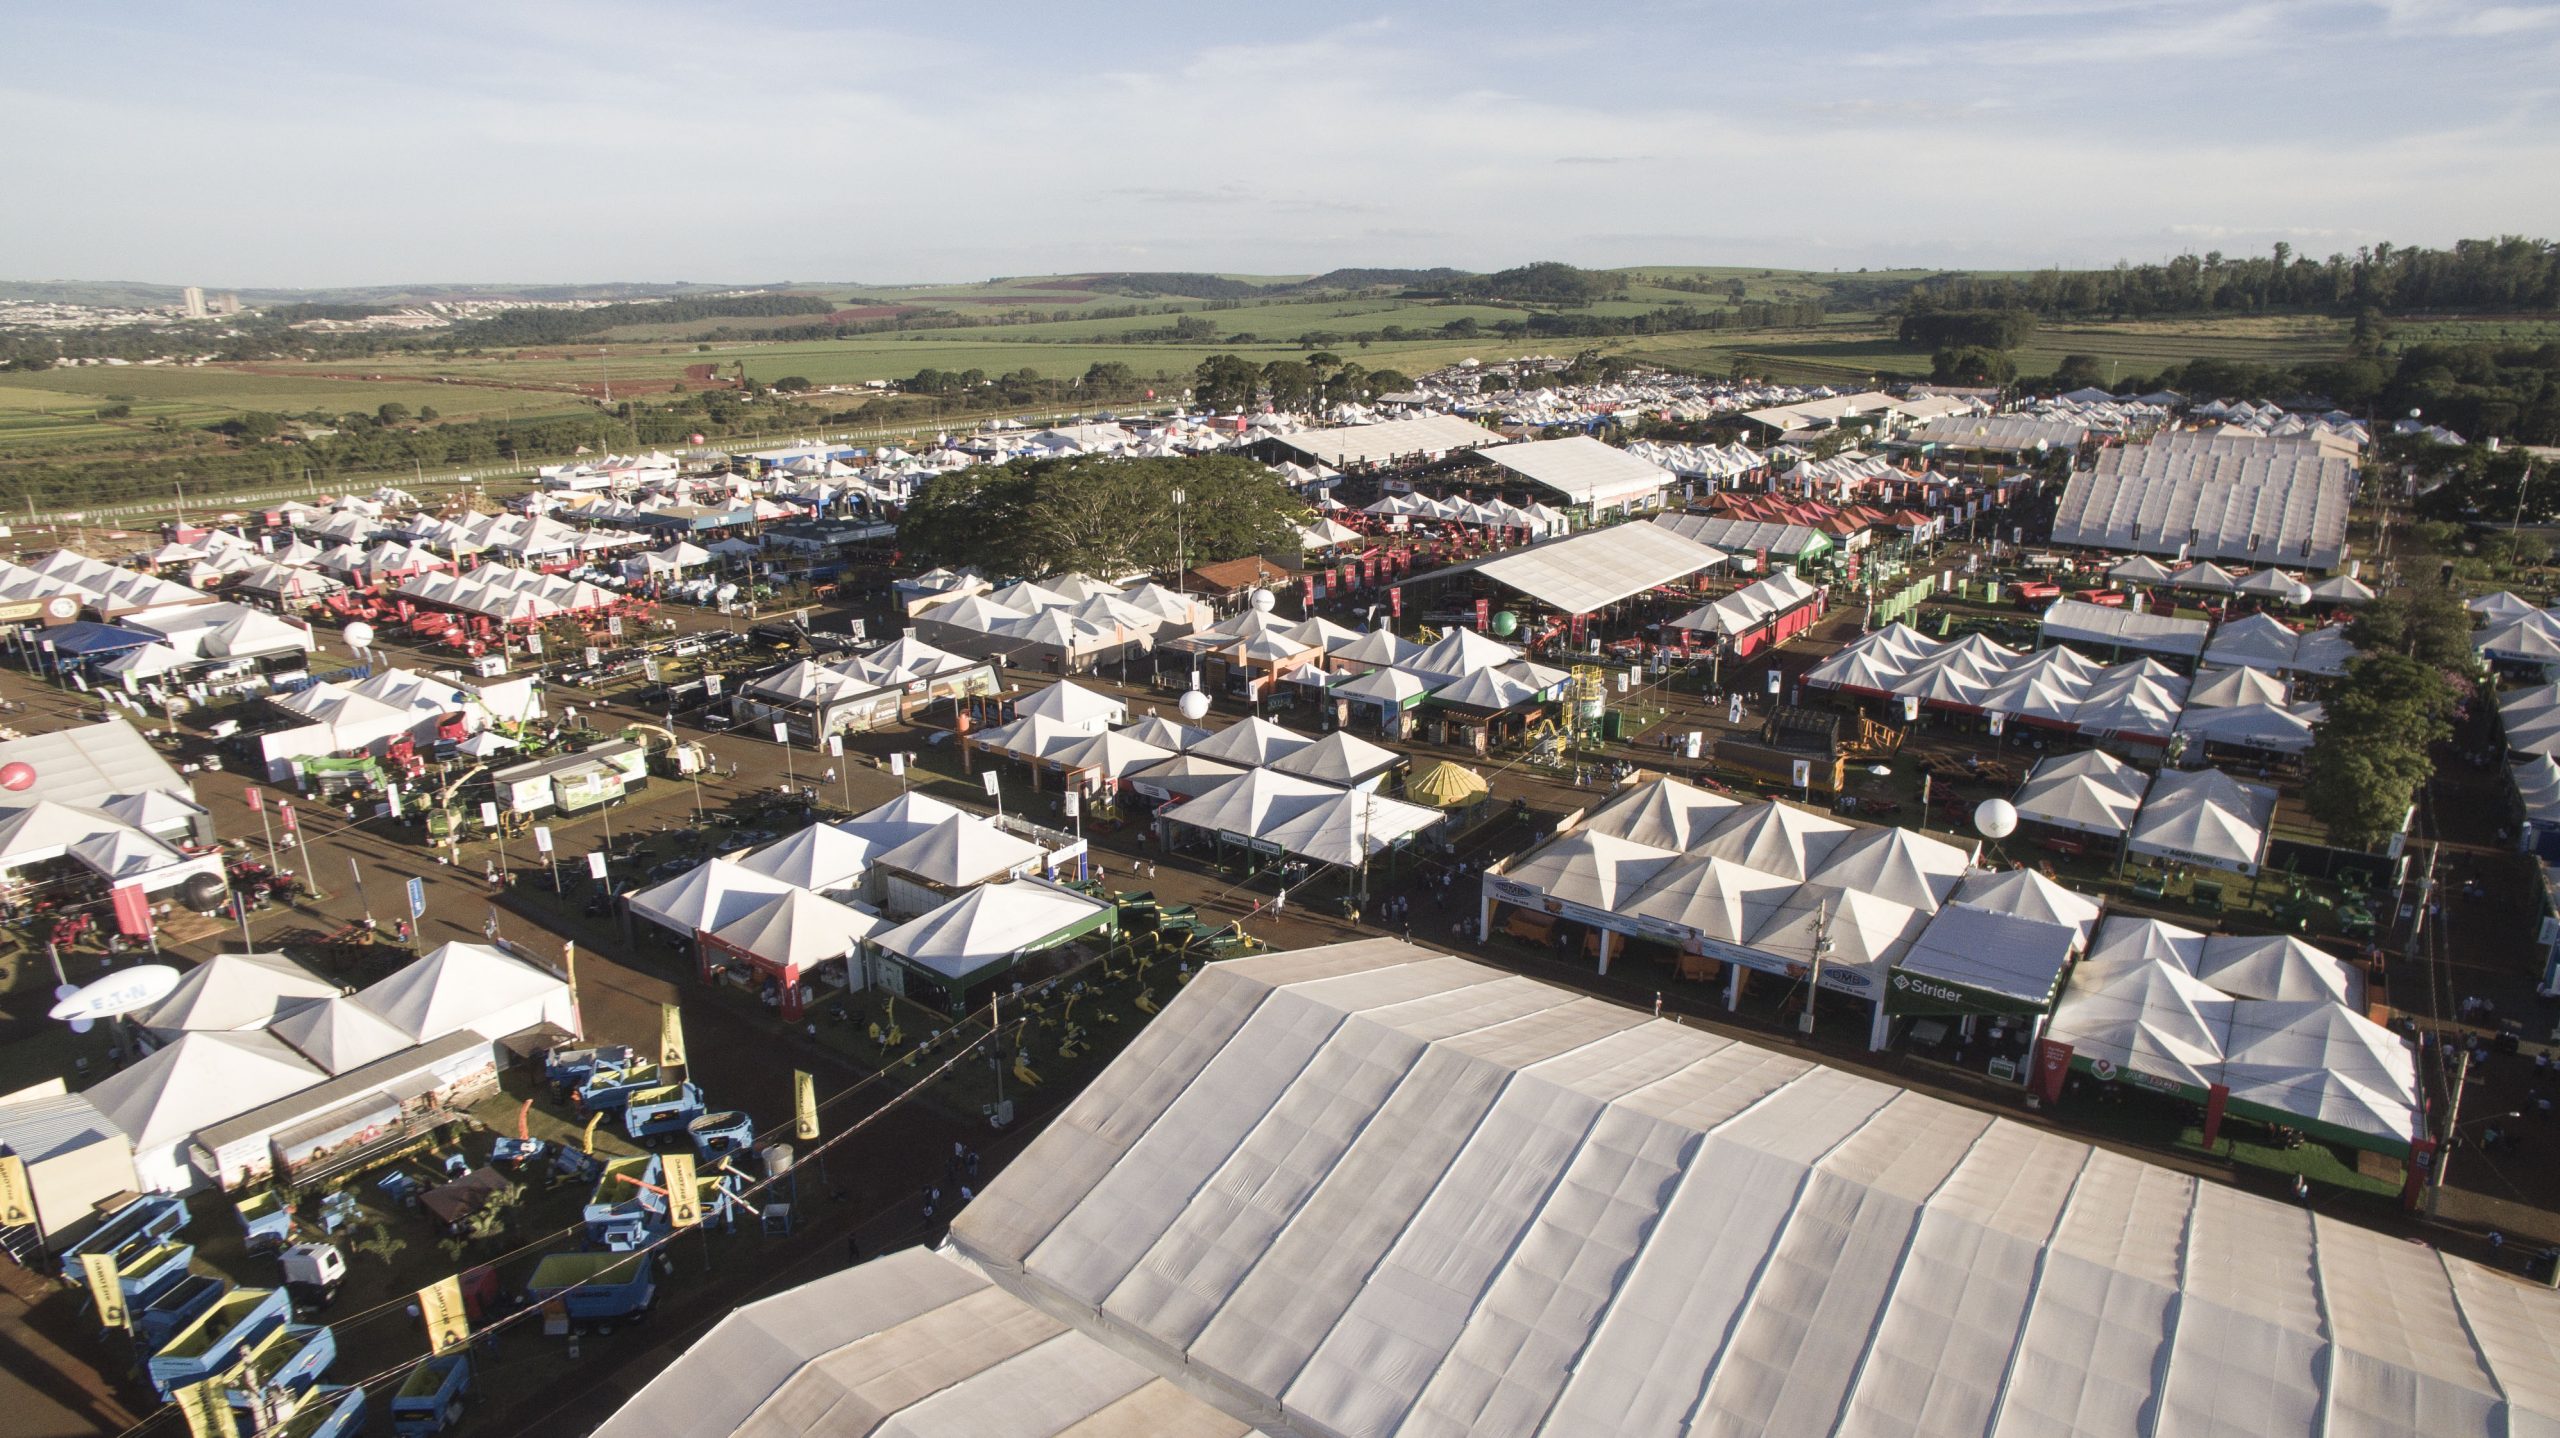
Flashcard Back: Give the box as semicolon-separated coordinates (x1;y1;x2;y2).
1798;901;1833;1037
1170;487;1187;595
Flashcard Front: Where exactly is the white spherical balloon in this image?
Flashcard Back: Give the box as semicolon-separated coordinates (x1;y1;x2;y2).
1973;798;2018;839
1178;689;1211;722
1250;588;1277;613
343;621;376;650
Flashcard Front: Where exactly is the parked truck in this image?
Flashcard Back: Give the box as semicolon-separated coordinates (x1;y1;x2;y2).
522;1251;658;1333
622;1083;706;1142
390;1354;471;1438
235;1191;295;1254
279;1244;348;1313
150;1286;290;1399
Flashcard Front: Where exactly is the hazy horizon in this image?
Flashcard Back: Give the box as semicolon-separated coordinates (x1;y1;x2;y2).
10;0;2559;290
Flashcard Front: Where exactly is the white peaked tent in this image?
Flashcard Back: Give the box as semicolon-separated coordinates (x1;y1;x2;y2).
2108;553;2177;584
1574;776;1745;850
137;951;338;1038
97;788;209;841
710;889;883;974
871;816;1044;889
266;995;414;1075
1688;799;1854;881
2129;766;2275;874
2307;572;2375;605
2197;932;2367;1008
1500;830;1678;910
2469;590;2542;622
2045;957;2234;1091
2501;684;2560;757
837;792;968;851
627;859;800;940
357;942;575;1044
1115;715;1211;752
84;1030;326;1189
909;939;2560;1438
2221;1000;2420;1148
1806;825;1971;912
734;823;876;894
2013;748;2149;838
1266;730;1403;788
1948;867;2103;948
1013;680;1127;735
1402;626;1520;683
1329;626;1423;671
870;880;1115;989
1045;728;1175;784
2174;700;2323;754
1185;717;1315;768
2187;664;2292;709
1621;853;1798;944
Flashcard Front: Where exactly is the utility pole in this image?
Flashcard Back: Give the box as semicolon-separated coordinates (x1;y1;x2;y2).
2429;1047;2471;1221
1798;901;1833;1037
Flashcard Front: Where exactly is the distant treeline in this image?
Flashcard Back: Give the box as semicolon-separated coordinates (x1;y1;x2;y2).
1904;238;2560;318
436;293;836;346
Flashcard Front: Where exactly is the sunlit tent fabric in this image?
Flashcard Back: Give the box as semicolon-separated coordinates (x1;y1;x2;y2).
626;858;799;938
943;939;2560;1438
2470;590;2542;622
2220;1000;2420;1149
590;1246;1254;1438
1185;717;1315;768
2012;748;2148;837
1266;730;1402;788
872;816;1044;888
264;995;413;1076
709;888;883;971
2128;766;2276;874
2307;572;2375;605
2187;664;2291;709
1404;761;1487;807
1891;902;2080;1015
869;880;1114;988
2499;684;2560;757
839;794;974;853
2040;597;2211;659
1948;867;2103;948
355;941;575;1043
1013;680;1126;734
1116;714;1212;752
137;951;337;1038
1456;521;1724;614
1572;774;1744;850
1046;728;1176;784
2045;957;2234;1093
1805;824;1971;911
84;1030;325;1159
2173;700;2323;754
2479;610;2560;665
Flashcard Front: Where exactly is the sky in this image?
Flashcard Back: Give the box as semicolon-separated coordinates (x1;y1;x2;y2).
7;0;2559;289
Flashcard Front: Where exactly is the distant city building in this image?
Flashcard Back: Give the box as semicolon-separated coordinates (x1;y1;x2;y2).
180;286;206;318
210;292;241;316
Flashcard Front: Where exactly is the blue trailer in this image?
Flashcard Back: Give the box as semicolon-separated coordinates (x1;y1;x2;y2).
622;1083;706;1142
584;1155;662;1249
150;1286;290;1399
58;1194;188;1278
544;1044;636;1092
523;1251;658;1332
687;1110;754;1160
225;1320;338;1416
390;1354;470;1437
268;1384;366;1438
574;1065;663;1114
138;1274;228;1348
116;1241;196;1309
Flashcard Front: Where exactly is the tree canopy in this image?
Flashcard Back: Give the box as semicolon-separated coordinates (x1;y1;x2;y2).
2304;651;2456;849
897;453;1308;580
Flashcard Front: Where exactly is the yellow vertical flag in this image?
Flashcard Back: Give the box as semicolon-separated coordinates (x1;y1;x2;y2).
0;1153;33;1229
658;1003;688;1071
79;1251;128;1330
661;1152;702;1228
581;1111;604;1155
417;1275;470;1357
175;1378;237;1438
793;1070;819;1141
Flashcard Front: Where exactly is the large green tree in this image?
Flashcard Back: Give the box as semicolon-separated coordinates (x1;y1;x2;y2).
1191;354;1262;412
2304;652;2455;848
899;454;1308;579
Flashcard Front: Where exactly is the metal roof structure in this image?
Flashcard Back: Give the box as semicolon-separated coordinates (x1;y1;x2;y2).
2041;598;2212;659
0;717;194;815
1472;435;1674;508
1652;511;1831;557
1266;415;1509;468
2049;443;2358;568
944;938;2560;1438
1422;523;1727;617
1904;414;2091;454
595;1246;1258;1437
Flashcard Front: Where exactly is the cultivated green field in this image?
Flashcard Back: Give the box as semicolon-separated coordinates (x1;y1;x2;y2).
0;365;593;457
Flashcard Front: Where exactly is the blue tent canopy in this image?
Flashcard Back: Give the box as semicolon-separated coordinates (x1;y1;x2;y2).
42;622;158;655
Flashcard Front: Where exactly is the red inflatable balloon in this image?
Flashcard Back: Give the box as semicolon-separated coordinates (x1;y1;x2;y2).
0;762;33;792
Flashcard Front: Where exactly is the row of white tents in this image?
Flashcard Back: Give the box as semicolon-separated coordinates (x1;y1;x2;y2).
2014;750;2280;873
